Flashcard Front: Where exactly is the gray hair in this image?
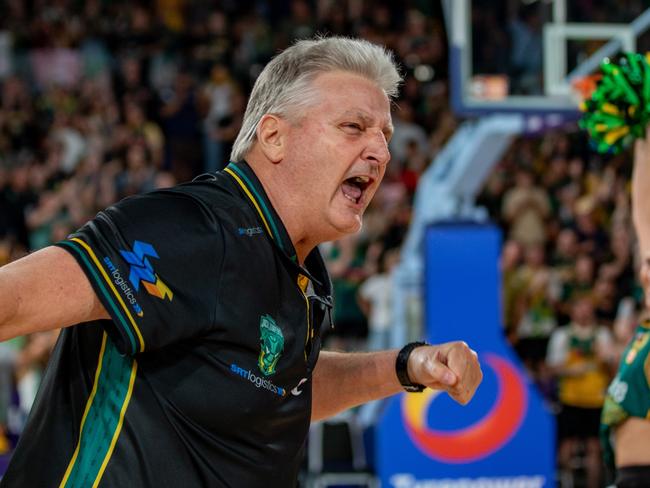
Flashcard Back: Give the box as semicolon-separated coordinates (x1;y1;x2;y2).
230;36;402;162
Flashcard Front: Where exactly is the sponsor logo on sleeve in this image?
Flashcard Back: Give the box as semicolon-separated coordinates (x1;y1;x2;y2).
103;256;144;317
119;240;173;301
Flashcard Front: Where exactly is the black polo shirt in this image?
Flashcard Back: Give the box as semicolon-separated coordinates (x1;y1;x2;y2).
1;161;333;488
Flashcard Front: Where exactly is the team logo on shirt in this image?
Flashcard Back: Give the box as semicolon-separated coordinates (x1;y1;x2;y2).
119;240;173;301
258;315;284;376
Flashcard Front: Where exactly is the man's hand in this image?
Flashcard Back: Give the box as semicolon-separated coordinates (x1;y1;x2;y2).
407;341;483;405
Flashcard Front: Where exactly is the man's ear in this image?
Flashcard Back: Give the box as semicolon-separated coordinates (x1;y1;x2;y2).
256;114;287;163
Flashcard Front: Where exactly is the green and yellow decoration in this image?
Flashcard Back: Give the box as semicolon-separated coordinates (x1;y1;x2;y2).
580;52;650;153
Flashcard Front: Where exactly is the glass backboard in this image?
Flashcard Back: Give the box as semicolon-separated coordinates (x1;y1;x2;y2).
446;0;650;117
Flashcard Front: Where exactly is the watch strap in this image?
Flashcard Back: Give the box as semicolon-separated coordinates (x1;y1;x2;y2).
396;341;428;392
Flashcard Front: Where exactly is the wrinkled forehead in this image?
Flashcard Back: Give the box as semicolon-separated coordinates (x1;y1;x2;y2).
310;69;390;99
308;71;393;126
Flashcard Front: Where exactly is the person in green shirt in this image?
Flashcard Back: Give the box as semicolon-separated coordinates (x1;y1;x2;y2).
601;127;650;488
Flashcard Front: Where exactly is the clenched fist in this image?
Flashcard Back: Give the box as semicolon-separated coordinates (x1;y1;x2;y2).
407;341;483;405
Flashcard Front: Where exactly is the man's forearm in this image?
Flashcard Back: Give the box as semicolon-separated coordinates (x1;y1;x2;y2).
311;341;482;422
311;350;401;421
0;247;108;341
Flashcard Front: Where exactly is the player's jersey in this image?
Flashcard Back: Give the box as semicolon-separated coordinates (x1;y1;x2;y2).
1;161;333;488
600;320;650;470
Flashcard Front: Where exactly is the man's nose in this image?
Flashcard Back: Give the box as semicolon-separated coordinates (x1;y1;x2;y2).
363;129;390;166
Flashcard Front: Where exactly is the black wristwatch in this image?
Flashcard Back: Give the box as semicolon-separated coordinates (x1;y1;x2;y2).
395;341;429;392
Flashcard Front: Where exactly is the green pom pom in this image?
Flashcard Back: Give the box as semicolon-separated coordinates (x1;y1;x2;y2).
580;52;650;154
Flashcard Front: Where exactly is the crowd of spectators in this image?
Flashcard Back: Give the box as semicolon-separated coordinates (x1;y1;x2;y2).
480;130;641;486
0;0;647;485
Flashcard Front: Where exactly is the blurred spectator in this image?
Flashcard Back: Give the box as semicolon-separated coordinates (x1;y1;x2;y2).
610;297;638;362
599;223;635;300
477;169;508;219
501;168;550;248
550;228;579;285
501;239;523;340
542;157;570;210
199;64;238;171
547;296;614;488
317;1;352;36
115;143;158;197
0;335;22;453
592;276;618;327
573;196;610;261
389;102;429;168
508;4;544;95
399;139;428;196
49;113;86;174
13;330;59;427
358;246;400;351
0;166;37;249
159;69;203;183
324;234;369;350
471;4;509;75
114;57;156;119
193;10;233;71
281;0;316;42
512;244;557;376
122;100;165;168
209;88;245;165
560;254;596;314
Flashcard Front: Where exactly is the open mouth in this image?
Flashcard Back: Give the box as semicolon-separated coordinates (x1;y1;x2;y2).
341;175;372;205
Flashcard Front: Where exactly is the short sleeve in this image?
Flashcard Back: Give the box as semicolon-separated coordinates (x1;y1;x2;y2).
546;328;568;367
56;188;224;355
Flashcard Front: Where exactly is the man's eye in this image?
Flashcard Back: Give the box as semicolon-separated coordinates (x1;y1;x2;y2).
343;123;362;131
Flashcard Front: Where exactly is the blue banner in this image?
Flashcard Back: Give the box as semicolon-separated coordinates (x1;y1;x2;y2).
376;223;555;487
